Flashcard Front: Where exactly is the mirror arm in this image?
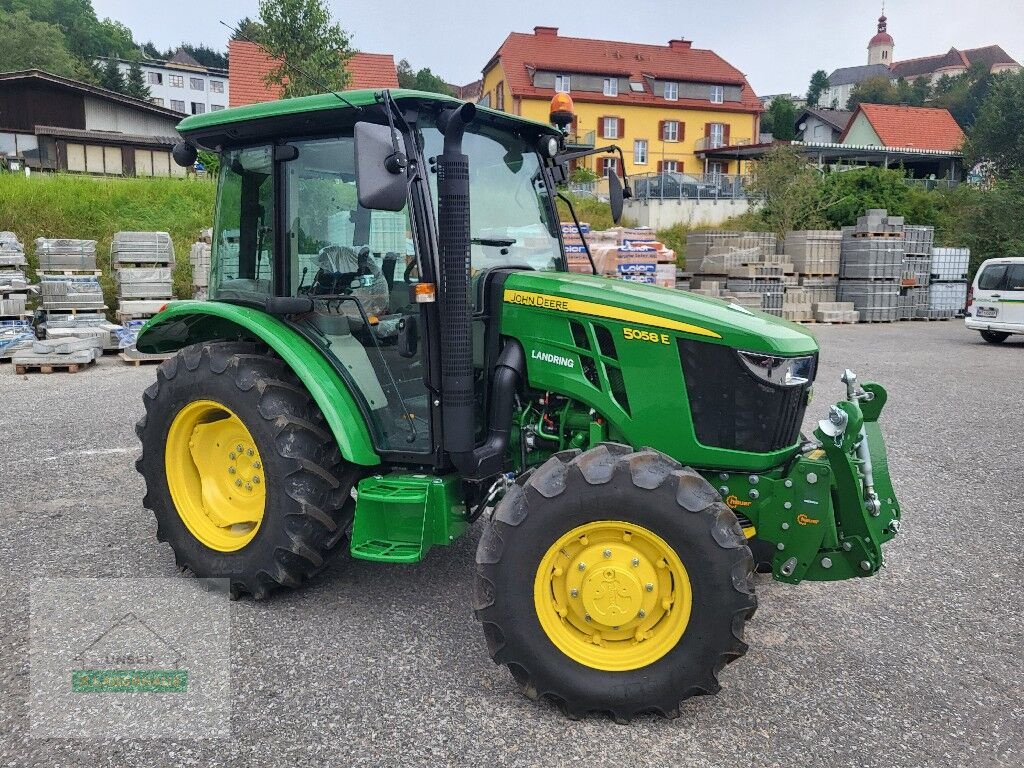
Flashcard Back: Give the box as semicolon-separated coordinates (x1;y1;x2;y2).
556;192;598;275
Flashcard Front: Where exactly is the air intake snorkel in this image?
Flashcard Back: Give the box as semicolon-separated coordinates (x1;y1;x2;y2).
435;102;478;462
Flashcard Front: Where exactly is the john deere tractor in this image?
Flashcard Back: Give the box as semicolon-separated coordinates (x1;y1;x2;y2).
135;89;900;720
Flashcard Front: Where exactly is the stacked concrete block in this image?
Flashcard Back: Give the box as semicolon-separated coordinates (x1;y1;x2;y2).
190;241;212;298
39;275;105;311
799;276;839;305
837;211;905;322
783;231;841;276
1;233;32;304
782;286;814;322
34;238;104;314
112;232;174;324
43;314;122;352
813;301;860;323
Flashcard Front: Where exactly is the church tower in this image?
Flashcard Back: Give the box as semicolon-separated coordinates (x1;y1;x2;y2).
867;11;894;66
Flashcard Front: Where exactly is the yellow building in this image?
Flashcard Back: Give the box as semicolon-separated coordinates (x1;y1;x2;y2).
480;27;763;178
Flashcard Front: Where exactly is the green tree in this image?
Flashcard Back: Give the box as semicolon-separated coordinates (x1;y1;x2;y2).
964;70;1024;177
846;76;900;109
765;97;796;140
747;146;832;237
806;69;829;108
396;58;453;95
0;0;137;59
257;0;353;98
0;9;87;80
232;16;265;42
123;57;150;100
931;61;999;129
99;54;126;93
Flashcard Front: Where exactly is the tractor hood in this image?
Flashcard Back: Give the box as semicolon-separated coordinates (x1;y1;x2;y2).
502;271;818;356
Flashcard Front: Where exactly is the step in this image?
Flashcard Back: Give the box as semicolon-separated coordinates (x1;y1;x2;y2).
350;473;466;564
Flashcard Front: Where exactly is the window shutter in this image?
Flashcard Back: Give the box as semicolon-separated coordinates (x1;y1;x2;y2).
598;116;607;138
704;123;712;138
618;118;625;138
658;120;665;141
679;122;686;141
723;124;731;145
657;160;664;173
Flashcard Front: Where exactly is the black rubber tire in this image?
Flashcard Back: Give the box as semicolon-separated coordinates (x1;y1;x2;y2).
136;341;358;599
980;330;1010;344
474;444;757;721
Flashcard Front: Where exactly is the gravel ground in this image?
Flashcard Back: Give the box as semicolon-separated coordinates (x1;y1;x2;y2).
1;321;1021;767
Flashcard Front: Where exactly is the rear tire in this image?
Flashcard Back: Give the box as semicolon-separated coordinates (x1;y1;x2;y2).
136;341;358;598
474;444;756;720
980;330;1009;344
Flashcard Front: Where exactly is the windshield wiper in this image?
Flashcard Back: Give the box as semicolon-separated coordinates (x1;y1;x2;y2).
471;237;517;247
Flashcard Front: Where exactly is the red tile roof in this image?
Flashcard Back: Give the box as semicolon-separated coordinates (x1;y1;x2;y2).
228;40;398;108
842;103;965;151
485;28;761;113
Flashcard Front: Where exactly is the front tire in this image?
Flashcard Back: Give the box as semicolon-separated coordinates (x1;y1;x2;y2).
136;341;357;598
980;330;1009;344
474;444;756;720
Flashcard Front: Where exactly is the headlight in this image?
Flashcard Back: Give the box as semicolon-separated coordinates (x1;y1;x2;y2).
738;351;816;387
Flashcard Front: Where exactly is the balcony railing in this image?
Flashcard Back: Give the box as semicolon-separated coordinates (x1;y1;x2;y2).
630;171;753;201
694;136;754;152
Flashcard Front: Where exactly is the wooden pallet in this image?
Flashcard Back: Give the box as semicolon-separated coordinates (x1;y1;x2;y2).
119;351;174;366
14;358;95;374
42;306;108;315
808;319;859;325
911;316;953;321
37;269;103;276
849;231;902;238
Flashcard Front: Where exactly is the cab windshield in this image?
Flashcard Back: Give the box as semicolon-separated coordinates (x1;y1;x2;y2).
420;120;563;273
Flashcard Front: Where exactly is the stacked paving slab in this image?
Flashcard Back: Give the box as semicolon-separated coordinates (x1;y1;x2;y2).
900;225;933;320
686;231;784;315
35;238;106;313
926;247;970;320
0;232;35;359
111;232;175;363
838;210;904;323
781;230;849;321
189;228;213;300
12;335;100;374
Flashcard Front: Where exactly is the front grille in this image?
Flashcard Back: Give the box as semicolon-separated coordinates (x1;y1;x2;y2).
678;339;814;453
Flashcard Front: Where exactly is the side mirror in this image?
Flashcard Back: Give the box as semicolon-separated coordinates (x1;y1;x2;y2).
608;168;624;225
354;122;408;212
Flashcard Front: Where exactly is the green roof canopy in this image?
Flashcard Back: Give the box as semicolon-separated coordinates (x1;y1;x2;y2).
177;88;558;138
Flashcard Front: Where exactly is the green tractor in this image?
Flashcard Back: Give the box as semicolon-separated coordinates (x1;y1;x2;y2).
136;89;900;720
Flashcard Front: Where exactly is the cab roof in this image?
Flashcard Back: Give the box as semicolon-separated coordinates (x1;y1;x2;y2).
177;88;559;147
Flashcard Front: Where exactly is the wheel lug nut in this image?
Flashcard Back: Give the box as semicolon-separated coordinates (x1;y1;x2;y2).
570;589;578;598
229;452;236;460
236;444;243;452
253;476;260;484
638;609;646;618
584;614;592;622
247;449;254;457
578;562;586;571
603;549;612;558
631;557;640;567
253;462;261;469
645;583;654;592
246;483;252;491
228;467;236;474
235;479;242;487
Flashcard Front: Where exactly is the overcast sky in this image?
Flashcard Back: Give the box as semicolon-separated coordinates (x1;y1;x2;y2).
92;0;1024;96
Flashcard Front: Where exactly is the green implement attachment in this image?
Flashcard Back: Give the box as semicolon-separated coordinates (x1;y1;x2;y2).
350;473;468;563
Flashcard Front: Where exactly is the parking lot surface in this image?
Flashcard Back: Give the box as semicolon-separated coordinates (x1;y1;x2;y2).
1;321;1021;767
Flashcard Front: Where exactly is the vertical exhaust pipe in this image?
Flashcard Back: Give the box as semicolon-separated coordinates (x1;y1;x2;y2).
436;102;477;459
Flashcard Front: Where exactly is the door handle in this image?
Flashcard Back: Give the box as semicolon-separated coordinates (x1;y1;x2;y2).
991;294;1001;299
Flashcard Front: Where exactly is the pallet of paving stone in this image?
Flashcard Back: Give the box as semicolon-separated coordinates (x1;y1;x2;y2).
35;238;98;271
111;232;175;266
13;346;97;374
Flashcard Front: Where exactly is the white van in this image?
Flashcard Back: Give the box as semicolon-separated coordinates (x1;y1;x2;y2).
965;257;1024;343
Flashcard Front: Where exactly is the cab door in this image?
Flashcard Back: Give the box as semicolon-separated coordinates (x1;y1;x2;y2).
999;263;1024;327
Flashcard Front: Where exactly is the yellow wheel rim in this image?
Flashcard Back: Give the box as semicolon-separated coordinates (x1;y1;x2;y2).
165;399;266;552
533;520;692;672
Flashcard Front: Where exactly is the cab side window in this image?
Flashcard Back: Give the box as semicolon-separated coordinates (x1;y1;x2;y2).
1003;264;1024;290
